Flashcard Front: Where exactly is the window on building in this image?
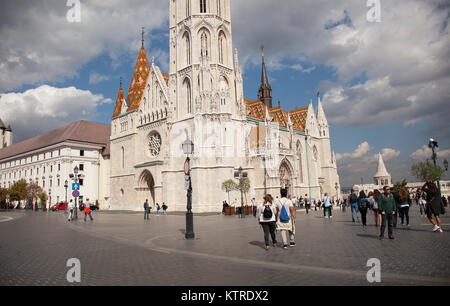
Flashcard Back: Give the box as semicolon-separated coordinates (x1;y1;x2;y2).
50;179;52;187
200;0;206;13
79;179;84;186
50;165;53;172
58;164;60;171
186;0;190;17
80;150;85;157
79;164;84;171
58;179;60;187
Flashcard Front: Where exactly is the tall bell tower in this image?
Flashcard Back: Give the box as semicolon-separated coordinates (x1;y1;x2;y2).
169;0;245;121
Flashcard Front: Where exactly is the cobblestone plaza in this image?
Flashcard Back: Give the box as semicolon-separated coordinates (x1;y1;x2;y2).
0;206;449;286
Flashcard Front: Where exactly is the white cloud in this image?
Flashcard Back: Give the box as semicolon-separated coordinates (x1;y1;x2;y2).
0;0;168;91
89;72;110;85
378;148;400;161
0;85;112;142
410;145;450;160
336;141;371;161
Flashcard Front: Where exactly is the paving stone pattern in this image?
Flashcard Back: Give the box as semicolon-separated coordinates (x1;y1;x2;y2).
0;206;449;286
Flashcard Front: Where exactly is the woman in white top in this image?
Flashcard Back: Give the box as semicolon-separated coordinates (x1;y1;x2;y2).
256;194;278;250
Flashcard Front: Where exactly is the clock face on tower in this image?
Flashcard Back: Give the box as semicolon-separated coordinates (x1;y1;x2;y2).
148;132;162;157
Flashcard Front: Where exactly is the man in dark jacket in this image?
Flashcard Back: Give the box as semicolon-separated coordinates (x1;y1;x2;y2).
390;190;401;227
378;186;396;240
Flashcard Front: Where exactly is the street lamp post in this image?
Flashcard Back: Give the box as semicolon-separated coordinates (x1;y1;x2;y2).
428;138;443;200
69;166;81;220
64;180;68;213
444;159;448;172
234;167;248;219
183;135;195;240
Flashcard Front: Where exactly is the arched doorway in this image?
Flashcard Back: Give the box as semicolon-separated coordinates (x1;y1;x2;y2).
138;170;155;207
279;160;293;196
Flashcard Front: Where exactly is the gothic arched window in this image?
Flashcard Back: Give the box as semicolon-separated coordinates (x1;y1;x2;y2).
218;31;226;65
183;32;191;65
184;78;192;114
200;0;207;13
200;31;208;56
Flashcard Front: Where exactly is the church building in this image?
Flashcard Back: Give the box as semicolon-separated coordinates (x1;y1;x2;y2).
109;0;340;212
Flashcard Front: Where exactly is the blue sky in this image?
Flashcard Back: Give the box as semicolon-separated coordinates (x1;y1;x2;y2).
0;0;449;187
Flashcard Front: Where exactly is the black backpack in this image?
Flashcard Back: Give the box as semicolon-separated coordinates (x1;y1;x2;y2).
263;205;273;219
349;193;357;204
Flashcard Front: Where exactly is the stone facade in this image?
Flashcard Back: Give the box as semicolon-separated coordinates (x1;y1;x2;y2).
109;0;340;212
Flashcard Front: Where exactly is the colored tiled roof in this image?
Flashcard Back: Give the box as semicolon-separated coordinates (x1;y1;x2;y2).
288;107;308;131
245;99;308;131
268;107;288;128
126;47;150;112
245;99;265;121
0;121;111;160
111;86;125;119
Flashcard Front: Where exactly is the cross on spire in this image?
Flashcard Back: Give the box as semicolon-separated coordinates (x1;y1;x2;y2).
120;77;122;89
141;27;145;48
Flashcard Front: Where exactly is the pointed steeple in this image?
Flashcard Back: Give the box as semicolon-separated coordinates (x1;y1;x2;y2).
126;32;150;112
374;153;391;178
258;46;272;108
111;78;126;119
316;92;328;126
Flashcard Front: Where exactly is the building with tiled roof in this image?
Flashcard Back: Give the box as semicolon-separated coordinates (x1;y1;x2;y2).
108;0;340;212
0;121;111;209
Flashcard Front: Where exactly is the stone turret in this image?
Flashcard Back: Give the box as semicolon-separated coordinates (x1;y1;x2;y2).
374;153;391;186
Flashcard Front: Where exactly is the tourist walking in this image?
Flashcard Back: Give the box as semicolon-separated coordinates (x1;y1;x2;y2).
378;186;396;240
144;199;150;220
162;202;168;215
422;181;443;232
68;199;74;221
418;195;427;216
304;194;310;214
83;199;93;222
322;193;332;218
276;188;296;249
156;203;160;216
358;191;370;226
349;189;360;223
256;194;278;251
370;190;381;226
399;188;411;226
391;190;401;228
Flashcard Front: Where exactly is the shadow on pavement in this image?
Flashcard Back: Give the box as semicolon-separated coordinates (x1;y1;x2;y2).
249;240;266;250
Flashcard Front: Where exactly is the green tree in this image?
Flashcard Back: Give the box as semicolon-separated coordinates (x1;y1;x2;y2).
411;162;443;182
39;192;48;211
222;179;237;203
0;187;8;207
237;178;251;206
9;179;28;209
27;182;43;209
392;179;408;194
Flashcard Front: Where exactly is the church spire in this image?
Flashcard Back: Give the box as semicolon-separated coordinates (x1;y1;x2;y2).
258;46;272;108
111;78;126;119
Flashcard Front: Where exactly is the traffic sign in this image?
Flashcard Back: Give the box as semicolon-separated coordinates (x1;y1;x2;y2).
72;190;80;198
72;183;80;191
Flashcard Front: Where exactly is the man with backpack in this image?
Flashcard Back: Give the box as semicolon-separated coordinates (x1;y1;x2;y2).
276;189;296;249
349;189;360;223
162;202;168;215
323;193;333;218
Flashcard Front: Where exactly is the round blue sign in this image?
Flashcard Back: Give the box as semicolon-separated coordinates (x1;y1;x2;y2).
72;190;80;198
